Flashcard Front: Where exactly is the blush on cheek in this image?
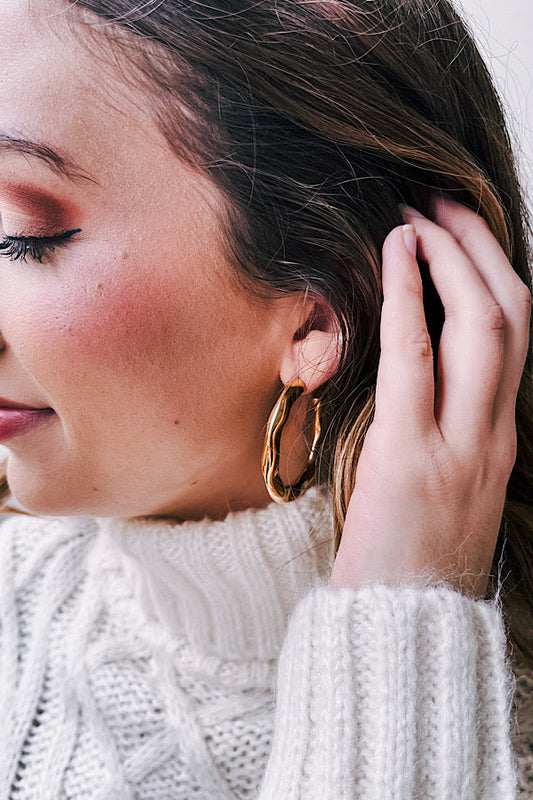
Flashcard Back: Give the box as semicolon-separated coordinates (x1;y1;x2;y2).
25;265;202;381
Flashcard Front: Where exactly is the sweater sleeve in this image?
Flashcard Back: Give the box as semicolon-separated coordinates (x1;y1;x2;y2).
258;583;520;800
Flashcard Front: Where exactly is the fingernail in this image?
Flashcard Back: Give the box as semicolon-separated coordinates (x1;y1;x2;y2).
402;204;426;219
402;224;417;257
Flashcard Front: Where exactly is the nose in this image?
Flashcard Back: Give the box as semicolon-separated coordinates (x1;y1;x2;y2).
0;330;6;352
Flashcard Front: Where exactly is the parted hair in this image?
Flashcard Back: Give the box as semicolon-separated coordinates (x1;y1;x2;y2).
1;0;532;666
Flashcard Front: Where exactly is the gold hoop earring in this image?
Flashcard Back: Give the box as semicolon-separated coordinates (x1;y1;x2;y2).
261;379;322;503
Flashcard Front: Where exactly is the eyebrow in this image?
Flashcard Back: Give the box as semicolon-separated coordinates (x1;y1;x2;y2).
0;134;97;183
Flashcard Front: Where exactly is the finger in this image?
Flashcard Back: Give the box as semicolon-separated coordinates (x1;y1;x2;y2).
375;224;436;437
402;208;504;443
430;198;531;425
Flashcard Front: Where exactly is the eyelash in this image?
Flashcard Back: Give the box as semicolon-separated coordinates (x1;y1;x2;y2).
0;229;82;263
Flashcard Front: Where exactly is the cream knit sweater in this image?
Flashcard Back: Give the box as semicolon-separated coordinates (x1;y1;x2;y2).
0;487;531;799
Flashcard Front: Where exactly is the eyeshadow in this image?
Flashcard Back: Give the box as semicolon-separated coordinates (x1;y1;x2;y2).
0;183;77;224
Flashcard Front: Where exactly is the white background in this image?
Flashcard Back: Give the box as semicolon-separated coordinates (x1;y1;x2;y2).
0;1;531;466
459;0;532;210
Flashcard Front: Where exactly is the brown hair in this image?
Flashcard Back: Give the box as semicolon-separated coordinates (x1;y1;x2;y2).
1;0;531;665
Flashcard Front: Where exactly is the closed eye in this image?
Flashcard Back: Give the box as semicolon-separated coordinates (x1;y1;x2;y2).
0;228;81;263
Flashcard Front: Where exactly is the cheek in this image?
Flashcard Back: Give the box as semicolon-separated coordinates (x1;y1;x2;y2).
4;232;277;447
15;255;225;399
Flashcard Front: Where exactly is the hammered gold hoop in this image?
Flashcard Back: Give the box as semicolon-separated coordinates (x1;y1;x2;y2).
261;379;322;503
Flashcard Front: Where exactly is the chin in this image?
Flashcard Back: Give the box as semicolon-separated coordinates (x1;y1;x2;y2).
4;458;164;519
5;456;93;518
7;481;78;518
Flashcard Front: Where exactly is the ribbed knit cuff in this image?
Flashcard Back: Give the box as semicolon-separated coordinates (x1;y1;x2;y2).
259;583;518;800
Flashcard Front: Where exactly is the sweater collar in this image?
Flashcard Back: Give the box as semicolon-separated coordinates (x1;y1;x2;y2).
95;487;334;662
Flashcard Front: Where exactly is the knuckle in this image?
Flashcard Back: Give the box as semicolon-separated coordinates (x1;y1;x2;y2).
476;215;491;233
483;430;517;483
478;302;505;334
405;277;424;300
512;283;532;318
464;215;489;241
405;328;433;357
454;215;489;248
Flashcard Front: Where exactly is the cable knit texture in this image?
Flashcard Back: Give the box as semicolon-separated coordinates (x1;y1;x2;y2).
0;487;531;799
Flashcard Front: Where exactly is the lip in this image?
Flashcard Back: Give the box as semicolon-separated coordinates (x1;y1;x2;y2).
0;407;56;442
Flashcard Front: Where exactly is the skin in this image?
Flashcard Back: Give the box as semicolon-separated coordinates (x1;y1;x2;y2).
331;204;531;596
0;2;530;595
0;0;332;519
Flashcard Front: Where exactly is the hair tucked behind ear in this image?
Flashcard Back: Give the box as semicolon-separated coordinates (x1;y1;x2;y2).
2;0;532;666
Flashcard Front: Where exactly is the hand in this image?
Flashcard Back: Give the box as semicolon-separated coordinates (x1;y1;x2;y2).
330;198;531;597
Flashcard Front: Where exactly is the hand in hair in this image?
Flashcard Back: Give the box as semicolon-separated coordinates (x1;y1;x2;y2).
330;198;531;598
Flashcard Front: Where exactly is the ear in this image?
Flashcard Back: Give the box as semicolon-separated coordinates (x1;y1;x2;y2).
279;296;342;392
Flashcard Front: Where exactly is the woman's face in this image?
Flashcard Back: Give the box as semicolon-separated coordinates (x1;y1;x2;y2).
0;1;304;518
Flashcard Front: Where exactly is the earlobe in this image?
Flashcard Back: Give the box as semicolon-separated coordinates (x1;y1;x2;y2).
279;300;342;393
267;299;341;499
